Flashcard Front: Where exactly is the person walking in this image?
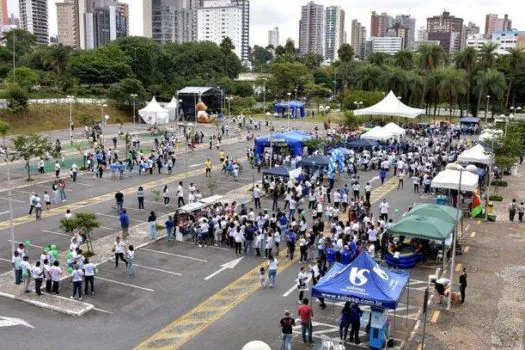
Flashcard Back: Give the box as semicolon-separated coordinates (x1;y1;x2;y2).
279;310;296;350
71;162;78;182
83;258;95;295
163;185;170;207
28;192;37;215
379;199;390;221
165;216;175;242
339;302;352;341
55;160;61;178
176;182;185;207
297;298;314;344
119;209;130;239
349;303;363;344
459;267;467;304
32;261;44;296
20;256;32;293
148;211;158;240
509;199;517;222
205;158;212;177
58;180;67;202
113;236;128;268
137;186;145;210
253;185;262;209
12;251;22;285
71;264;84;301
115;190;124;214
519;202;525;222
127;245;135;277
43;259;52;293
267;254;279;288
297;266;309;303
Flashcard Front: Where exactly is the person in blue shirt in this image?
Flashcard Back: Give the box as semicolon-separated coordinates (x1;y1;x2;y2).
349;303;363;344
119;209;130;239
325;246;337;268
286;228;297;260
341;246;353;265
165;216;175;241
339;302;352;341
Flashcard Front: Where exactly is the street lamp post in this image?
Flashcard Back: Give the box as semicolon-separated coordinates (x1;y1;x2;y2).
287;92;292;130
262;78;267;113
130;94;137;132
448;165;463;311
67;95;74;145
5;156;15;256
100;103;108;144
227;96;233;118
485;95;490;121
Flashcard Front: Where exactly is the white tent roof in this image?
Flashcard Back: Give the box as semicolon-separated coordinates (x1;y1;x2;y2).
431;169;479;192
361;126;395;141
165;97;178;110
353;91;425;119
383;122;406;136
457;144;493;165
139;97;170;125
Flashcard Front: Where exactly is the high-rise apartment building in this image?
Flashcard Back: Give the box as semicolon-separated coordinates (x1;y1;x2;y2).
368;36;402;55
268;26;279;47
56;0;79;47
0;0;8;26
19;0;49;44
427;11;464;54
149;0;200;44
465;21;480;37
84;0;128;49
197;0;244;59
395;14;416;48
370;11;391;37
351;19;366;60
324;5;344;61
485;14;512;38
298;1;325;57
231;0;249;61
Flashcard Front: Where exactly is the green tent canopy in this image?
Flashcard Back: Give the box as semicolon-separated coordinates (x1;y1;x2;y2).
387;215;455;241
407;203;462;224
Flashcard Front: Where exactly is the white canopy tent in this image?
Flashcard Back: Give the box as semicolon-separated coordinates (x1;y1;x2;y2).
165;97;179;120
457;144;493;165
383;122;406;136
353;91;425;119
361;126;395;141
431;169;479;192
139;97;170;125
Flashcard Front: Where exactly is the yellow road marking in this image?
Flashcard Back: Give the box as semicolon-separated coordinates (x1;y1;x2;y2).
136;174;400;350
463;246;470;253
476;220;481;225
431;310;440;323
470;231;476;238
418;344;425;350
455;263;462;272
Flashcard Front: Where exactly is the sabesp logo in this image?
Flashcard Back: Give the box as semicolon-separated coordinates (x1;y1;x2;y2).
373;264;389;281
349;267;369;286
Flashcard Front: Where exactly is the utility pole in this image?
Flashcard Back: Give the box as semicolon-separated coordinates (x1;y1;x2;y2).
131;94;137;132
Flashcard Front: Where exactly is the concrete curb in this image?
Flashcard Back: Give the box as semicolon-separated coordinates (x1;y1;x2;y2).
0;291;94;316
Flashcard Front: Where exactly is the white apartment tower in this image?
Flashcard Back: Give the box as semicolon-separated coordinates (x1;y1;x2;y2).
298;1;325;57
268;26;279;47
19;0;48;44
324;5;345;61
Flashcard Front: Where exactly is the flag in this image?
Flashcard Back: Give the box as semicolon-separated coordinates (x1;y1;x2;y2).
471;189;483;218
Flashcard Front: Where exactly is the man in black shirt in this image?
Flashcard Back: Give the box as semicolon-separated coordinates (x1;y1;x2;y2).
115;190;124;214
280;310;295;350
459;268;467;304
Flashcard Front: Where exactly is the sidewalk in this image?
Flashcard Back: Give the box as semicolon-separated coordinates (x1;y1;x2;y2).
492;163;525;221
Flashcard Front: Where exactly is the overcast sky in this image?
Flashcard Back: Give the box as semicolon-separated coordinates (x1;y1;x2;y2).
6;0;524;45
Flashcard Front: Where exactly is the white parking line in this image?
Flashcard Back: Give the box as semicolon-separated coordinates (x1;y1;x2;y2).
95;213;118;219
0;197;25;203
0;257;12;262
8;240;44;249
133;263;182;276
73;181;94;187
93;307;113;314
42;229;69;237
282;284;297;297
0;211;9;216
98;226;114;231
95;276;154;292
141;248;208;262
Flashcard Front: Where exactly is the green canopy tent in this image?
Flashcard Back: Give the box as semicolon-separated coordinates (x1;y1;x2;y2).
406;204;462;225
387;215;455;241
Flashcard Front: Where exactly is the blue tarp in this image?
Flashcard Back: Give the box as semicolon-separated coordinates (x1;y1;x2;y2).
460;117;480;124
298;155;330;168
274;100;306;118
262;166;292;178
328;147;353;156
254;131;311;157
312;252;410;309
347;139;380;149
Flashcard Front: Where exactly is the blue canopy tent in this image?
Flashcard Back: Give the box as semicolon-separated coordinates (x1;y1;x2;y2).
460;117;480;124
262;166;292;178
298;155;330;168
347;139;380;149
254;131;311;158
274;101;306;119
312;252;409;309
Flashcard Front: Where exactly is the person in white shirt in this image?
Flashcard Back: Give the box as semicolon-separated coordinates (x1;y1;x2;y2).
176;181;184;207
265;233;274;258
20;256;32;293
32;261;44;295
364;182;372;203
127;245;136;277
233;227;244;255
299;234;308;262
379;199;390;221
267;254;279;288
113;237;128;268
50;261;62;294
71;264;84;300
38;158;45;174
253;185;262;209
297;266;310;302
83;258;96;294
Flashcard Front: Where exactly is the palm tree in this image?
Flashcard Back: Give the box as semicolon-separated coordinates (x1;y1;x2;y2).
406;71;424;106
439;68;467;119
478;43;498;70
355;64;382;91
423;69;443;116
417;44;445;70
503;48;525;108
474;69;507;117
337;43;355;89
455;47;477;112
368;52;388;66
394;50;414;70
385;68;408;98
45;44;71;75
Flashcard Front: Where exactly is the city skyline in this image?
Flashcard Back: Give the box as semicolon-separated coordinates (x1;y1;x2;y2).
5;0;525;48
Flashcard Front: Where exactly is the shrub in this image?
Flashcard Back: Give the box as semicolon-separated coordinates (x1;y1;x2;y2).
490;180;508;187
489;195;503;201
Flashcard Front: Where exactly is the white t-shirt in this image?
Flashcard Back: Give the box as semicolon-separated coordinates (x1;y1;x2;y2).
379;202;390;214
114;241;125;254
84;263;96;276
268;258;279;271
72;269;84;282
50;266;62;281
